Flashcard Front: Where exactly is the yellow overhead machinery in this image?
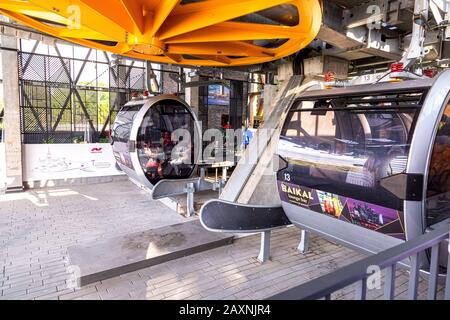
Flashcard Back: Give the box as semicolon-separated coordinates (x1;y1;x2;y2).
0;0;322;66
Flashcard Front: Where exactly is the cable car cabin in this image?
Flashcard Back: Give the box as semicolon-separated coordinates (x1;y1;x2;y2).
277;71;450;256
111;95;201;190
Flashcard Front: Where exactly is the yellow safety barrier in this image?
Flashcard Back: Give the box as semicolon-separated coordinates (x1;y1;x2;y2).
0;0;322;66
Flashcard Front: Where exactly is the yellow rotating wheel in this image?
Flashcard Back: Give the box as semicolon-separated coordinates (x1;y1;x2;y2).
0;0;322;67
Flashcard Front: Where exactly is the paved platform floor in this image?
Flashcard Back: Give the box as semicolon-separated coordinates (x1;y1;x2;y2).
0;180;192;299
0;181;445;300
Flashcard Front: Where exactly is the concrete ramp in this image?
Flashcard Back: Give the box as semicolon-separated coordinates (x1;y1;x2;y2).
220;76;319;205
68;220;233;286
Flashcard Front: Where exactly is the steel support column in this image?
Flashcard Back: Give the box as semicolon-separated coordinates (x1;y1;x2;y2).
1;31;23;191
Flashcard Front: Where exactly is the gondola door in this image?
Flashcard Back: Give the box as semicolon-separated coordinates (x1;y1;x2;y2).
425;102;450;228
424;99;450;270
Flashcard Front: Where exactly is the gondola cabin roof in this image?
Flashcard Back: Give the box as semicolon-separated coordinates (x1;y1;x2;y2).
296;78;436;101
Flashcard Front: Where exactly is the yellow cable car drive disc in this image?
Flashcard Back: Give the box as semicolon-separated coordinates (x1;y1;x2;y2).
0;0;322;66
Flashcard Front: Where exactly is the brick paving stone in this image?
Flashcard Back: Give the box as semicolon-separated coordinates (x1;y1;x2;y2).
58;286;98;300
0;181;188;300
1;181;442;300
163;289;194;300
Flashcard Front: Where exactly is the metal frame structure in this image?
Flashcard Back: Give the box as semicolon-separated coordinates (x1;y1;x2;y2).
18;40;146;143
0;0;322;67
152;177;218;217
200;77;314;263
269;224;450;300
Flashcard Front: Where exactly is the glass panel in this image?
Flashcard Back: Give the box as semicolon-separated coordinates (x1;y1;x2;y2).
279;95;421;210
111;103;143;170
136;101;196;184
112;104;142;143
426;103;450;226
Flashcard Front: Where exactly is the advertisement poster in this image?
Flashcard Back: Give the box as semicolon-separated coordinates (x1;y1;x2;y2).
278;180;406;240
208;85;230;106
23;143;124;182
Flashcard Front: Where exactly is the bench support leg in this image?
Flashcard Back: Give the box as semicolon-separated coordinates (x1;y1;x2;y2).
257;231;271;263
200;167;206;179
297;229;310;254
186;182;195;217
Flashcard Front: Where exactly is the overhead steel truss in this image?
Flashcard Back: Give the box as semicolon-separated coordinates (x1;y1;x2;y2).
18;41;146;144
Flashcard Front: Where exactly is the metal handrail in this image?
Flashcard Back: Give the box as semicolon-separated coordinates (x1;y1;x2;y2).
269;224;450;300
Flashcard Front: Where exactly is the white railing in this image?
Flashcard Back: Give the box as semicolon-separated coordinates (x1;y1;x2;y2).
270;225;450;300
